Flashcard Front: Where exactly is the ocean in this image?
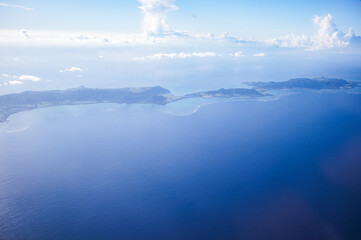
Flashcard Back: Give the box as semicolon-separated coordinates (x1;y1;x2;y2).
1;92;361;240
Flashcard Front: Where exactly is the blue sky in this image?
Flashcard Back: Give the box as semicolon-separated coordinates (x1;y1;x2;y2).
1;0;361;38
0;0;361;94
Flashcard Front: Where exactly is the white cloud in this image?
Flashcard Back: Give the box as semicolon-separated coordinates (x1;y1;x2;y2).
253;53;265;57
312;14;349;50
266;34;311;48
188;52;218;57
2;74;41;82
267;14;360;50
138;0;178;36
134;52;218;60
231;51;244;57
206;32;215;40
220;32;248;44
0;29;228;47
60;67;83;73
0;13;358;52
0;30;162;46
8;80;24;85
0;2;33;11
18;75;41;81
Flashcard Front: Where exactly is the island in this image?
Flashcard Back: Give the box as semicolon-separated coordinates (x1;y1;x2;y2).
182;88;266;99
1;77;359;123
0;86;266;123
245;77;359;90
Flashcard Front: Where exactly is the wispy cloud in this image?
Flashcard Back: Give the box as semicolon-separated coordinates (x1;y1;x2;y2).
0;2;34;11
134;52;218;61
60;67;83;73
253;53;265;57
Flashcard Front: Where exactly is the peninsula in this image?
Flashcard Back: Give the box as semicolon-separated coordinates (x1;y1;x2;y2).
0;86;266;123
0;77;359;123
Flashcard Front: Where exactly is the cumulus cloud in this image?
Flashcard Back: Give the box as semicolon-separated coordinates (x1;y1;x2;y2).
60;67;83;73
0;2;33;11
134;52;218;60
312;14;350;50
2;74;41;82
253;53;265;57
267;14;360;50
138;0;178;36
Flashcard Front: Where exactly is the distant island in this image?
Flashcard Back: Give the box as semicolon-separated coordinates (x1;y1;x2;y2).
0;77;359;123
0;86;267;123
245;77;359;90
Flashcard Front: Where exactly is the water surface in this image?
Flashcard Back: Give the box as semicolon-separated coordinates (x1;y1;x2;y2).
1;93;361;240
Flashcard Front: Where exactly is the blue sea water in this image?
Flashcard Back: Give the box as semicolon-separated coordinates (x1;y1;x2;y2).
1;92;361;240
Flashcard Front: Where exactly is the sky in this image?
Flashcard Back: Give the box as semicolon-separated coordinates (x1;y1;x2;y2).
1;0;361;38
0;0;361;94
